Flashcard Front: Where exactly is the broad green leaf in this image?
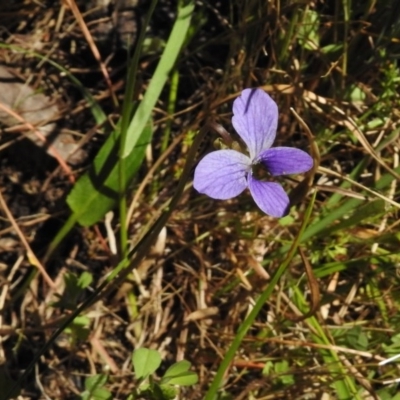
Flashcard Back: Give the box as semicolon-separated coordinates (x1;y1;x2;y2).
132;348;162;379
93;388;112;400
274;360;295;386
262;361;274;376
67;123;152;226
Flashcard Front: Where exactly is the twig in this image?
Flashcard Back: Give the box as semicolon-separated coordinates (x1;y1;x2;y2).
0;255;23;362
0;191;56;289
0;101;75;184
318;166;400;209
64;0;118;107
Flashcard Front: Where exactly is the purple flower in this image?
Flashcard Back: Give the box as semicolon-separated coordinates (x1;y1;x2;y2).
193;88;313;217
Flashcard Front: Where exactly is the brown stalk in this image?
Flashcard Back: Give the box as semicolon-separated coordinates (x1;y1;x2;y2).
63;0;118;107
0;190;56;289
0;101;75;184
126;132;185;225
318;165;400;209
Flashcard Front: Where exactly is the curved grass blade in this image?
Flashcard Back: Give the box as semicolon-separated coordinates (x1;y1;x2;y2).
121;0;195;158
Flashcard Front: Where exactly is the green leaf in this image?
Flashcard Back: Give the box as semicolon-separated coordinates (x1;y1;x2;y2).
278;215;295;226
121;0;195;158
81;387;112;400
67;123;152;226
321;43;343;54
82;374;112;400
272;360;295;386
78;271;93;289
132;348;162;379
347;84;367;102
52;272;93;310
162;371;198;386
262;360;274;376
163;360;191;378
142;36;166;55
66;1;194;227
85;374;107;390
65;316;91;341
158;384;178;399
161;360;198;386
297;9;320;50
345;326;369;351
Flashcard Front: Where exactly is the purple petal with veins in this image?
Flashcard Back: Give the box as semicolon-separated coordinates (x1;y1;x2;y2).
193;149;251;200
232;88;278;160
258;147;314;176
248;175;290;217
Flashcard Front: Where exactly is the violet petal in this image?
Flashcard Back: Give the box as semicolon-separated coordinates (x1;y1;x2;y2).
232;88;278;160
258;147;313;176
248;175;290;217
194;149;251;200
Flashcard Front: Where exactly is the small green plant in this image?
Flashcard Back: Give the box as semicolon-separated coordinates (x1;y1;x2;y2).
64;315;91;345
81;374;112;400
77;349;197;399
297;9;320;50
52;272;92;346
52;271;93;311
131;348;198;400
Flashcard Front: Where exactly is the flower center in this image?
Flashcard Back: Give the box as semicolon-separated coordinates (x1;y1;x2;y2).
251;162;271;181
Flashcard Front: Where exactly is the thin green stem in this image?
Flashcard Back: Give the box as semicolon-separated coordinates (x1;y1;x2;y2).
161;69;179;153
204;191;316;400
42;213;79;264
118;154;128;257
151;68;179;198
105;126;209;287
278;5;299;65
342;0;350;87
305;314;360;398
118;0;158;257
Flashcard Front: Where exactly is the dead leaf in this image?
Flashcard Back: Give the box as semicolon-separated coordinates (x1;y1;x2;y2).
0;65;86;164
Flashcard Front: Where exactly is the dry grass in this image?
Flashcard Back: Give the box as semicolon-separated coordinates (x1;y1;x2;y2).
1;0;400;399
